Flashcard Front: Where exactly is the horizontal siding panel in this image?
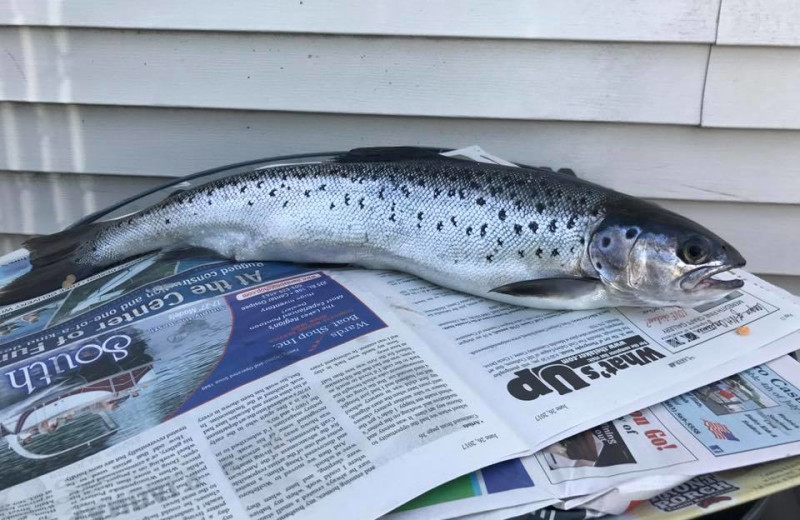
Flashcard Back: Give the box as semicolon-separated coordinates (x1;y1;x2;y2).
703;46;800;129
0;27;708;125
657;200;799;277
0;0;720;43
718;0;800;46
0;171;165;234
3;104;800;204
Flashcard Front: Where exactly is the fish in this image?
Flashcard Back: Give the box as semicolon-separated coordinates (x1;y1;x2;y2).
0;147;746;310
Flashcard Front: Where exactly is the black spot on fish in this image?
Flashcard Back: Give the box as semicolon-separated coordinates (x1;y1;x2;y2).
330;202;336;209
304;190;311;197
416;178;426;187
579;196;587;205
434;188;442;198
450;216;457;226
458;189;466;200
282;200;289;208
528;222;539;234
498;209;507;221
344;194;351;205
497;238;504;246
535;248;543;258
389;213;396;222
207;200;212;205
391;202;396;212
590;208;599;217
514;200;523;210
239;186;247;194
256;181;264;188
447;189;456;197
551;248;559;257
319;184;327;191
480;224;488;237
417;211;424;220
476;197;486;206
378;187;385;200
269;189;277;196
626;228;638;239
567;217;576;229
401;185;410;197
358;198;365;209
514;224;523;235
165;219;170;224
602;237;611;248
437;221;444;231
248;201;254;206
207;189;215;196
548;219;557;233
596;262;602;270
518;250;525;258
579;237;586;245
466;226;473;236
188;196;195;203
535;202;545;214
486;254;493;262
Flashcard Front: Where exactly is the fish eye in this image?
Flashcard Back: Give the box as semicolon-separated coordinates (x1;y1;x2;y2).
678;238;709;265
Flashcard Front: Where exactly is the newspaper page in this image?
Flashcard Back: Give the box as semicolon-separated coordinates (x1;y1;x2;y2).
387;355;800;520
526;355;800;498
354;268;800;454
0;252;529;520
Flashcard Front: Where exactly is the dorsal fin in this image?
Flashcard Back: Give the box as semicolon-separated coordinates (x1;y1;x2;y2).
333;147;451;163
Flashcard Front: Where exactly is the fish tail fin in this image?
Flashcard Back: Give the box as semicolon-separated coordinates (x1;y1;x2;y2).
0;223;106;306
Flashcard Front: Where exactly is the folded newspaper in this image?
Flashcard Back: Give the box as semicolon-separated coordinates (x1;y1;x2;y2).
0;148;799;520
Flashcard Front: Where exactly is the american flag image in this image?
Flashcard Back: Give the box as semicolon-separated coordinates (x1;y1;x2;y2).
703;420;739;441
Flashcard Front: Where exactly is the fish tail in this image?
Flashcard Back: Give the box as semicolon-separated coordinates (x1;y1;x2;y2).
0;222;106;306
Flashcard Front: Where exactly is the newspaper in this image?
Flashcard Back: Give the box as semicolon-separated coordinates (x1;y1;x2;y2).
529;355;800;498
618;456;800;520
2;148;800;519
391;356;800;520
355;268;800;453
0;256;529;519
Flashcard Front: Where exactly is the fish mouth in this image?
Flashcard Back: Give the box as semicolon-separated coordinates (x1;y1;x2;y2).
680;264;745;292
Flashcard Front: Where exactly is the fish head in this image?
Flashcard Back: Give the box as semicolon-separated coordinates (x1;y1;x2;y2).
588;203;746;306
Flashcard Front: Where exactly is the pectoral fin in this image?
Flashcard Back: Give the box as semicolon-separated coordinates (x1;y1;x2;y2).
490;278;602;299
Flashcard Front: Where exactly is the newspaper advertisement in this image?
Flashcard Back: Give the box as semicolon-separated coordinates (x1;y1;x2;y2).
0;253;529;520
617;456;800;520
524;355;800;499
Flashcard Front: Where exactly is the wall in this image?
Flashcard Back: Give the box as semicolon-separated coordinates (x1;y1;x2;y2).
0;1;798;292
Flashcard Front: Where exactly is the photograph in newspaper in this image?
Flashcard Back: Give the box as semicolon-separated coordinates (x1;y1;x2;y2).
663;361;800;456
532;408;696;488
